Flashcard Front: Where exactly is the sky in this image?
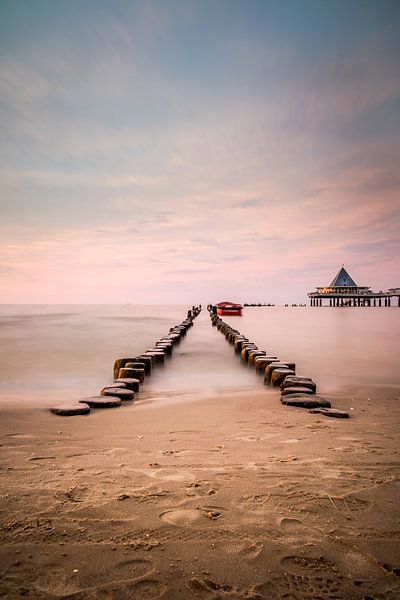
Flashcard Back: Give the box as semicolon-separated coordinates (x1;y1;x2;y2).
1;0;399;304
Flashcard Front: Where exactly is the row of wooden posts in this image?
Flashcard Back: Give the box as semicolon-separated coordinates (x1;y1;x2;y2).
51;306;202;416
210;314;349;418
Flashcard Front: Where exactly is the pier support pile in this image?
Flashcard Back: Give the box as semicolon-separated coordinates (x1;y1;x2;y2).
50;306;202;416
209;313;349;419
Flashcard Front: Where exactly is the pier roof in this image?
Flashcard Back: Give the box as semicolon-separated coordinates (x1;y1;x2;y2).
329;266;357;287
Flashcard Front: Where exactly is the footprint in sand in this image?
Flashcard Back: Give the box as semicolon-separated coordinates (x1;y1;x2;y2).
34;558;155;597
278;517;307;534
304;494;371;514
59;485;89;504
108;558;154;581
34;566;83;597
160;504;225;525
186;578;237;598
143;468;195;482
236;540;264;560
159;508;201;525
280;554;339;577
254;570;350;600
237;493;287;515
63;579;166;599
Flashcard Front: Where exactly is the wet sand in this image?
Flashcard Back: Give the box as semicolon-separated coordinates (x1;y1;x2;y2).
1;383;400;599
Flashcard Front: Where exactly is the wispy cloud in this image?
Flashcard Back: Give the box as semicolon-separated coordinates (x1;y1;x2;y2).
0;1;399;302
233;198;265;208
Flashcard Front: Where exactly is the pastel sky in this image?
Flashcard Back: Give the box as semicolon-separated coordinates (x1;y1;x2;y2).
1;0;399;304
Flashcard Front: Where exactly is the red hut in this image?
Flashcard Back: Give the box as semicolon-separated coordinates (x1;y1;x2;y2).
216;301;243;316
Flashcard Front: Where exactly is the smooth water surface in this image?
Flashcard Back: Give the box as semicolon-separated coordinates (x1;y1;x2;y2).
0;305;399;407
224;306;400;389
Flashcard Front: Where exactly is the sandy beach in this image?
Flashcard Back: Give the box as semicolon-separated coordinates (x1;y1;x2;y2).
1;380;399;599
2;0;400;596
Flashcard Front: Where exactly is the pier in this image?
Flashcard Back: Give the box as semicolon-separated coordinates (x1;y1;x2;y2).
308;266;400;307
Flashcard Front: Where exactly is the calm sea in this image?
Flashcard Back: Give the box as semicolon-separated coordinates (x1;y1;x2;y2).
0;305;399;407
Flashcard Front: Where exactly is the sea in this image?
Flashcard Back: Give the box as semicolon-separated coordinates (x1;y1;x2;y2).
0;304;399;408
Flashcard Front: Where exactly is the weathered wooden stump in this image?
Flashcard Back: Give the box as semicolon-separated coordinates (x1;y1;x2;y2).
79;396;121;408
136;355;153;374
143;350;165;364
281;386;315;396
241;344;258;361
281;396;331;408
125;362;146;370
101;387;135;401
227;330;240;343
264;362;295;384
234;338;249;352
118;367;145;382
282;378;317;393
51;403;90;416
309;408;349;418
155;343;172;355
113;357;138;379
105;382;126;388
270;368;296;386
113;378;140;392
277;361;296;371
255;357;279;373
157;338;174;346
167;333;181;343
248;350;267;366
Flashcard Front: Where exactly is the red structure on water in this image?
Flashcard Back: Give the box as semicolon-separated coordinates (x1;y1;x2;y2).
216;301;243;316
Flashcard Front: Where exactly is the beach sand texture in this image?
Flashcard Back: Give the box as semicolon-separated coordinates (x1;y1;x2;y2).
1;311;400;599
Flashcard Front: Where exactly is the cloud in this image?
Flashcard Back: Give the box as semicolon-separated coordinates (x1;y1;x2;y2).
233;198;265;208
166;267;216;275
0;264;15;276
0;1;399;302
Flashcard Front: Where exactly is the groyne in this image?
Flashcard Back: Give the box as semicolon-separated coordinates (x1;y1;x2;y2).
50;306;202;416
209;312;349;419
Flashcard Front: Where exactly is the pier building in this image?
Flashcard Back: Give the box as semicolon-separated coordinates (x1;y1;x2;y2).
308;266;400;307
